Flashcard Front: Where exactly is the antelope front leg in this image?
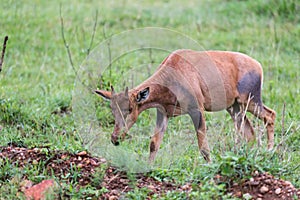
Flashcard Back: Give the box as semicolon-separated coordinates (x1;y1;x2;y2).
189;109;211;162
149;109;168;163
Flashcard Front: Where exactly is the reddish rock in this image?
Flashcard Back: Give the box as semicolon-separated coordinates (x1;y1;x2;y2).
24;180;56;200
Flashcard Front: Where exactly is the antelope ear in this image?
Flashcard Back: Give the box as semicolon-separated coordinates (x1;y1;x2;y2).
136;87;149;103
95;90;112;100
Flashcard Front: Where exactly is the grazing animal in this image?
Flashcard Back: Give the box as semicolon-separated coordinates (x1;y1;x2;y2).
95;49;276;162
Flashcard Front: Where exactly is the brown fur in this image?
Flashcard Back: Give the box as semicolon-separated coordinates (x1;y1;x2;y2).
95;49;276;162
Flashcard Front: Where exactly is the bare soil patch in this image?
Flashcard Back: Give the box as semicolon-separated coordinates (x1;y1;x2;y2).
0;146;299;199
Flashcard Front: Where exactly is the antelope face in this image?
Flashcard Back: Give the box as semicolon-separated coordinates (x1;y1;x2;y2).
95;86;149;145
109;90;133;145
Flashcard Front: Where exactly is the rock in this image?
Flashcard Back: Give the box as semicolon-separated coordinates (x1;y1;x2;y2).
257;193;263;198
256;198;262;200
109;195;118;200
249;178;260;186
24;179;56;200
111;189;119;195
90;159;100;166
235;191;242;197
260;185;269;194
181;184;190;191
264;179;272;184
76;151;87;156
275;188;281;195
148;185;155;191
283;181;292;186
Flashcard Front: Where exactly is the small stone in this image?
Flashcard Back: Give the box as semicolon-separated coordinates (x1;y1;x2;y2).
148;185;155;190
181;184;190;191
275;188;281;195
235;191;242;197
254;170;259;176
250;177;254;182
109;196;118;200
77;163;83;168
257;198;262;200
260;186;269;194
257;193;263;197
264;179;272;184
76;151;87;156
61;154;68;159
85;159;90;165
284;181;292;186
78;156;82;161
111;189;118;195
90;159;100;166
249;181;260;186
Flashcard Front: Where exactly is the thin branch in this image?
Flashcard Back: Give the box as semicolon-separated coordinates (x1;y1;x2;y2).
59;5;77;77
281;102;286;137
87;10;98;56
0;36;8;72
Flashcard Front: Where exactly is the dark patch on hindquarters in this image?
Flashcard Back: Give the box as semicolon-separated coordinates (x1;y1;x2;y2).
237;71;262;106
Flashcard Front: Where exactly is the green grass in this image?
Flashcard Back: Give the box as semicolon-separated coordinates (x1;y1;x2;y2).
1;0;299;199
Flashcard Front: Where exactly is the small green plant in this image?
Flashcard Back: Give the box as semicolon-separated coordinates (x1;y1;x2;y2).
125;187;152;199
91;163;108;188
0;158;17;182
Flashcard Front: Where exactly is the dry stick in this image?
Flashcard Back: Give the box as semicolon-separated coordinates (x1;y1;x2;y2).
281;102;286;137
87;10;98;56
59;5;93;92
276;102;286;150
0;36;9;72
59;5;77;78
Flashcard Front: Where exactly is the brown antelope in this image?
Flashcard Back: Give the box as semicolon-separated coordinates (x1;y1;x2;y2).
95;49;276;162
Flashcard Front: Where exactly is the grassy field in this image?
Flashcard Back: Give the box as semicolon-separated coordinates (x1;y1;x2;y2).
1;0;299;199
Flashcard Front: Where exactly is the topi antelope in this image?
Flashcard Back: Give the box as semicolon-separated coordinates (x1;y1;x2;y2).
95;49;276;162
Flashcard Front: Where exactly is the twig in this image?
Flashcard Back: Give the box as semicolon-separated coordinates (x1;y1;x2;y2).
0;36;8;72
87;10;98;56
272;122;294;155
107;172;120;185
281;102;286;137
59;5;77;77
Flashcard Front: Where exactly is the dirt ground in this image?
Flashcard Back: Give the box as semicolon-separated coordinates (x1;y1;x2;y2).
1;146;299;199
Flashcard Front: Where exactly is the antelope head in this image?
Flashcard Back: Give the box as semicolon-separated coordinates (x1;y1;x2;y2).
95;86;150;145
